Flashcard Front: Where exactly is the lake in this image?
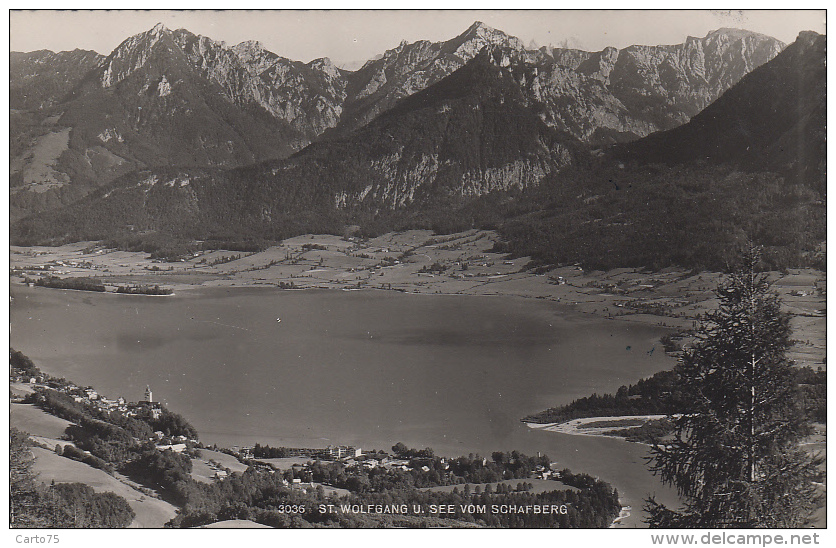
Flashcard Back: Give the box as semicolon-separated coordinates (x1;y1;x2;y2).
10;285;680;524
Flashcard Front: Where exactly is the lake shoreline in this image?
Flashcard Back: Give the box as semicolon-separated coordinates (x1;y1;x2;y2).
10;231;825;382
10;230;826;374
524;415;670;444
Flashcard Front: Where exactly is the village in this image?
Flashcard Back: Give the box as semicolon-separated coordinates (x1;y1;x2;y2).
11;355;563;504
10;371;192;448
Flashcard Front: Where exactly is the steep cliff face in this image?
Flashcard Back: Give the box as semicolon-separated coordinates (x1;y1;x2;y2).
526;28;786;143
11;22;785;159
612;31;826;189
61;23;304;165
336;22;532;134
603;28;784;130
268;49;581;214
333;25;784;145
175;31;348;145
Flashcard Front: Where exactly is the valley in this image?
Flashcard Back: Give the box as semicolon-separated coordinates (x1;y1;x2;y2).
8;11;827;531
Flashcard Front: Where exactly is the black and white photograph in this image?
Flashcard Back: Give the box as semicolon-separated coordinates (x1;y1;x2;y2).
7;7;827;538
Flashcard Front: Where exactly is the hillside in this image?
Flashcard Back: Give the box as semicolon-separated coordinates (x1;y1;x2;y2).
478;33;827;270
10;49;104;110
9;25;303;220
12;48;583;246
612;31;826;189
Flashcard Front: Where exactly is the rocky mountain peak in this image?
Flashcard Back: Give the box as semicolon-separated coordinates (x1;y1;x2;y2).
455;20;525;53
465;21;494;36
230;40;280;77
432;20;526;62
97;23;182;88
308;57;341;79
232;40;265;58
795;30;823;49
706;27;767;40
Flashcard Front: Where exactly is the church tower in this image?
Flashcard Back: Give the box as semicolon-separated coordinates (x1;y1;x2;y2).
144;385;153;403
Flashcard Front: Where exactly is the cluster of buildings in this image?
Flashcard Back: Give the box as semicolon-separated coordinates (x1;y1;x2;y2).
10;368;169;433
11;370;195;453
327;445;363;460
233;444;363;461
62;384;163;420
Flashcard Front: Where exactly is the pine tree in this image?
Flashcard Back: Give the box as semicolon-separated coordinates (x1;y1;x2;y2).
10;428;49;528
645;248;823;527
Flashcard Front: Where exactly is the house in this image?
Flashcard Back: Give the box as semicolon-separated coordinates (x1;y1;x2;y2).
157;443;187;453
327;445;362;459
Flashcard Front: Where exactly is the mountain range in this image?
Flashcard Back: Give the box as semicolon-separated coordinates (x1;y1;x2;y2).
9;22;826;271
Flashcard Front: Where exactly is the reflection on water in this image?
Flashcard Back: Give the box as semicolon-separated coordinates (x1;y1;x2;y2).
10;285;680;525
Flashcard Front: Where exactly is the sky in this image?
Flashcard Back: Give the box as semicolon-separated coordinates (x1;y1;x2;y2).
8;8;828;68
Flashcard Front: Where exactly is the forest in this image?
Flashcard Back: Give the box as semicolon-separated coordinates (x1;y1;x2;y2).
31;275;105;292
115;284;173;295
10;428;135;528
524;366;826;427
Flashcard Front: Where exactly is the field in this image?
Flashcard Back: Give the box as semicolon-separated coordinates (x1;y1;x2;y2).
201;519;271;528
253;456;314;469
190;449;249;484
12;128;71;192
29;447;178;528
10;382;35;397
10;402;72;439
